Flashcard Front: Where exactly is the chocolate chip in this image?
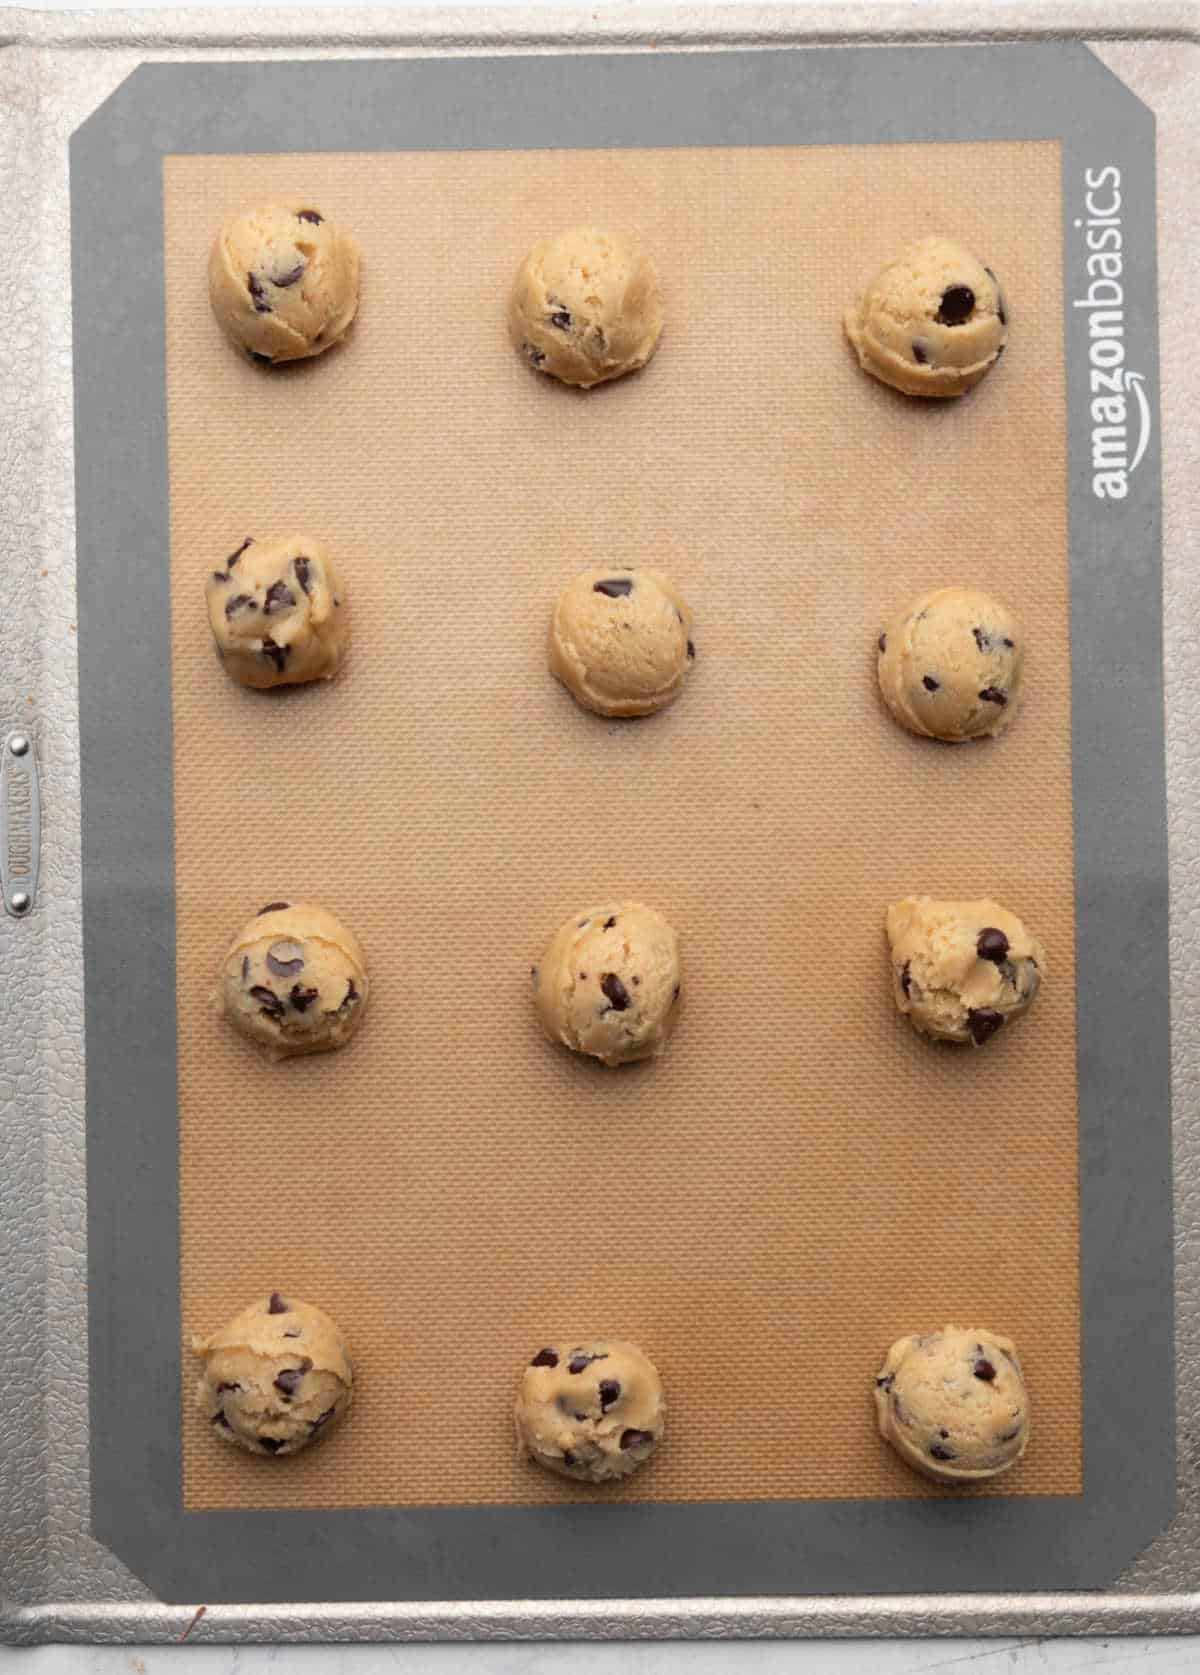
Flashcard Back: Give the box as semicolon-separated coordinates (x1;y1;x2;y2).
979;686;1007;706
878;633;887;653
272;263;305;288
972;626;988;652
549;308;572;330
247;273;272;314
249;985;284;1018
620;1429;653;1450
672;984;681;1005
258;902;289;915
266;940;305;977
268;1292;287;1314
530;1348;559;1368
875;1373;895;1390
523;342;546;367
216;1382;241;1394
561;1449;577;1467
259;1437;285;1454
311;1407;336;1430
568;1355;592;1375
603;916;617;930
289;984;318;1012
967;1007;1005;1046
293;556;313;594
687;640;696;660
929;1442;955;1461
977;928;1009;964
578;972;588;981
1002;637;1015;649
282;1327;302;1339
631;975;640;986
900;960;912;998
211;570;230;583
974;1358;997;1382
911;340;929;365
593;578;634;599
224;592;254;619
600;974;630;1012
260;637;289;674
264;580;296;615
936;285;975;326
598;1380;621;1410
938;1428;950;1439
297;209;323;225
249;351;274;365
922;675;939;692
275;1368;304;1397
241;955;250;983
341;978;360;1010
213;1410;232;1428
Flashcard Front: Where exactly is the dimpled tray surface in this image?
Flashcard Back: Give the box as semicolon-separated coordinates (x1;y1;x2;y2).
1;0;1198;1645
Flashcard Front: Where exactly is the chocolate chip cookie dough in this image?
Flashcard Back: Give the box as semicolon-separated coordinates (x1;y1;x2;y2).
216;901;369;1057
875;1326;1030;1483
533;903;681;1067
206;537;348;689
877;587;1022;742
209;204;359;363
886;896;1045;1047
515;1339;665;1482
845;236;1008;398
194;1290;353;1457
549;568;694;717
509;226;663;388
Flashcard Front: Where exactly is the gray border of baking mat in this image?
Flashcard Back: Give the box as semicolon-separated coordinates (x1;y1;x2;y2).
71;43;1168;1604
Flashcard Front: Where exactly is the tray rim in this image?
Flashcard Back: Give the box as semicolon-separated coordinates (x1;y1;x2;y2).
2;4;1199;1645
3;0;1200;49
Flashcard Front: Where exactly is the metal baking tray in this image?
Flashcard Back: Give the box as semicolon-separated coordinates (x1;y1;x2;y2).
2;0;1198;1644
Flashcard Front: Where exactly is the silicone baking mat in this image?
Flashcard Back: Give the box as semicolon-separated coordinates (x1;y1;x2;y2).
166;140;1079;1513
68;46;1170;1605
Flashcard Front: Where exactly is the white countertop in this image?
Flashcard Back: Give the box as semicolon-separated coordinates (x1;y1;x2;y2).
4;1636;1200;1672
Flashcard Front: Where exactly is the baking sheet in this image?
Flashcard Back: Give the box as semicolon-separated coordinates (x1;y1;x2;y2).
4;13;1193;1634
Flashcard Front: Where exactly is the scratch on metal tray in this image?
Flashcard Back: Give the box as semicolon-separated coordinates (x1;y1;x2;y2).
176;1605;208;1644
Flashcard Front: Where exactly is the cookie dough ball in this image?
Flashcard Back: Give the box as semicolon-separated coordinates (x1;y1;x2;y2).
515;1339;665;1482
208;205;359;363
217;901;368;1058
205;537;348;690
875;1326;1030;1483
550;568;694;717
509;226;663;388
845;237;1007;398
877;587;1022;742
886;896;1045;1047
194;1290;353;1457
533;902;681;1067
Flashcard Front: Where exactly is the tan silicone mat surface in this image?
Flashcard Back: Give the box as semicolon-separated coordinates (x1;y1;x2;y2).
165;139;1079;1511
